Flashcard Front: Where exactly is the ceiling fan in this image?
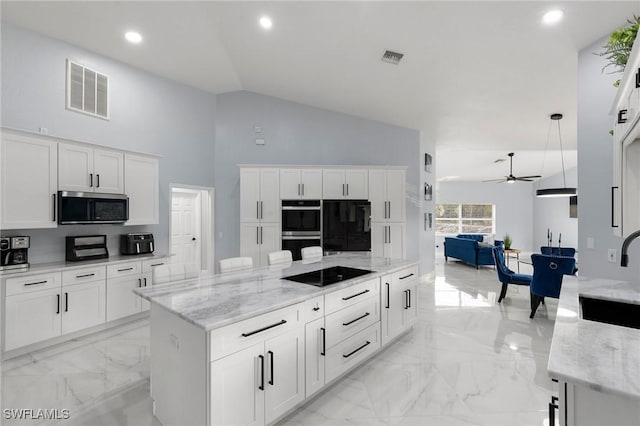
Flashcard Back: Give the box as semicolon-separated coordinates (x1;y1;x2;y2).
483;152;541;183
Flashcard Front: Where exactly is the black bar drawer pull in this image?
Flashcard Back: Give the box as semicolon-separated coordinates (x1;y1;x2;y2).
404;290;409;309
312;306;320;311
56;294;60;314
611;186;619;228
385;283;390;309
268;350;274;386
320;327;326;356
96;174;100;188
89;173;93;187
258;355;264;391
52;194;56;222
342;289;370;301
342;312;370;326
150;263;165;267
118;267;134;272
25;280;48;286
76;273;95;278
241;320;287;337
343;341;371;358
399;273;414;280
549;396;558;426
65;292;69;312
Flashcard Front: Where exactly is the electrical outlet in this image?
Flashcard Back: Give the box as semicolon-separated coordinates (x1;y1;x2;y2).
254;125;262;133
256;138;265;145
608;249;617;263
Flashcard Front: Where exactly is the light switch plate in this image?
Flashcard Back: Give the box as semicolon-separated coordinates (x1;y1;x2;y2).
254;126;262;133
256;138;265;145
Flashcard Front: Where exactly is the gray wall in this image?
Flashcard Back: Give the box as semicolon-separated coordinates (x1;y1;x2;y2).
1;23;216;262
214;91;422;266
577;35;640;280
532;167;578;251
419;133;436;275
435;181;534;254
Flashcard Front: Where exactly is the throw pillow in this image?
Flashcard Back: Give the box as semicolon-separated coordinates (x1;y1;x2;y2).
484;235;495;245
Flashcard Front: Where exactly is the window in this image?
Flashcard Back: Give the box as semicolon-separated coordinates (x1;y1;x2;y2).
435;203;495;235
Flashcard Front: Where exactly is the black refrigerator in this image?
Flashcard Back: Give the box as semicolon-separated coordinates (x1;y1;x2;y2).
322;200;371;252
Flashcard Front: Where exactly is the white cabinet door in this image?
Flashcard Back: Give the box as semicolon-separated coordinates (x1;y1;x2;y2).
210;343;265;426
240;223;261;267
259;169;280;222
59;143;93;192
139;272;152;312
305;318;325;398
368;169;387;221
0;132;58;229
322;169;346;199
258;223;281;267
381;278;404;345
403;282;418;327
370;222;386;258
124;153;159;225
264;327;305;424
5;288;61;351
387;223;405;259
61;281;106;335
345;169;368;199
300;169;323;199
93;148;124;194
386;169;405;222
106;275;142;321
279;169;301;199
241;168;261;222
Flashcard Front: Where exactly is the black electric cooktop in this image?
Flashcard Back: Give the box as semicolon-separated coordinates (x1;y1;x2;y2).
283;266;374;287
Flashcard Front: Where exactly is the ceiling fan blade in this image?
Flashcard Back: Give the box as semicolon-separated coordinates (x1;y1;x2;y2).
514;178;534;181
482;178;507;182
516;175;542;179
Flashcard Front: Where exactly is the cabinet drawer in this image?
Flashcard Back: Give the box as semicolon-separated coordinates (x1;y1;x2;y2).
107;261;141;278
392;266;418;285
325;322;380;383
62;266;106;286
5;272;61;296
324;278;379;314
325;296;379;349
142;257;169;273
303;296;324;323
209;303;302;361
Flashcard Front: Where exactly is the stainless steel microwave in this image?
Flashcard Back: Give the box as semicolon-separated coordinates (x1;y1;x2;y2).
58;191;129;225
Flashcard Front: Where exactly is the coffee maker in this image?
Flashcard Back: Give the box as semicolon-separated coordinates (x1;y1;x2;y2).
0;236;30;271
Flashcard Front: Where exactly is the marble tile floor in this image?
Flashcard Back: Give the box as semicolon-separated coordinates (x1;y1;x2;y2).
2;258;559;426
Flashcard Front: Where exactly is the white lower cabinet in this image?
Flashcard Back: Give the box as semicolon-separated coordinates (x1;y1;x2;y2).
304;317;326;398
210;327;305;426
325;323;380;383
61;280;106;335
380;266;418;345
106;275;143;321
4;287;62;351
558;380;640;426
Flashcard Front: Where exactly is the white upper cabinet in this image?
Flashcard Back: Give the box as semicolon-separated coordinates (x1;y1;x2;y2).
240;168;280;222
125;153;159;225
369;168;405;222
322;168;368;199
0;131;58;229
59;143;124;194
279;168;322;199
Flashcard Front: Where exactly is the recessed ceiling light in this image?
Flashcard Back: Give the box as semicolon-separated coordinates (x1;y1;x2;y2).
125;31;143;44
259;16;273;30
542;9;564;25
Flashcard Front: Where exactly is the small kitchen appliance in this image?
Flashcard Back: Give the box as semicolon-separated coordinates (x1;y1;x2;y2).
0;236;30;271
120;233;155;255
65;235;109;261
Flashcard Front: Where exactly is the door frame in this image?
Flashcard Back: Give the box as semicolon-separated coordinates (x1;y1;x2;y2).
169;184;215;275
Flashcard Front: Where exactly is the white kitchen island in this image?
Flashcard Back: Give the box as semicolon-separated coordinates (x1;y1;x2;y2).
135;253;419;426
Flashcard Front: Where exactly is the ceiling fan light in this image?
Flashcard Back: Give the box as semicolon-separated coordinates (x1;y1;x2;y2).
536;187;577;197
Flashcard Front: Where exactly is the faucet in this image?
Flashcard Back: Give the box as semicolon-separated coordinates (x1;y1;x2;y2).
620;229;640;267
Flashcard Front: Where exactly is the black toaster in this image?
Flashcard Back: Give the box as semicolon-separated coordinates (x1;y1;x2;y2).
120;233;154;255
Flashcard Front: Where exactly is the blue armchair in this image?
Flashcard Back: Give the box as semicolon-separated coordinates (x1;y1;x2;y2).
492;246;532;303
530;254;576;318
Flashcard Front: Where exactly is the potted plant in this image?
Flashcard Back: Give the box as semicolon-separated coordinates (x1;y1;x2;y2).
503;234;512;250
597;15;640;87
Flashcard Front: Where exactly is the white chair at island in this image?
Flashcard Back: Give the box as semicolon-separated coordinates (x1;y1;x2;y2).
267;250;293;265
301;246;323;261
219;256;253;273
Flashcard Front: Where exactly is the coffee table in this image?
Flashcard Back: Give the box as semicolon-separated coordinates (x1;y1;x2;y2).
504;248;522;272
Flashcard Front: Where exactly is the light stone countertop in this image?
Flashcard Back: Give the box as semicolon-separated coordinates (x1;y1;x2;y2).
0;253;171;277
134;253;417;331
548;275;640;399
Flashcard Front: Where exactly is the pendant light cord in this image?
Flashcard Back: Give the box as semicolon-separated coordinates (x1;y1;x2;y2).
557;119;567;188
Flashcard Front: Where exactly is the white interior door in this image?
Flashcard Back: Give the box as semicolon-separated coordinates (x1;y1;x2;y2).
171;191;201;271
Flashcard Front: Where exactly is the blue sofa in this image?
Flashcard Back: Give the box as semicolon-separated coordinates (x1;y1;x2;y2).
444;234;502;269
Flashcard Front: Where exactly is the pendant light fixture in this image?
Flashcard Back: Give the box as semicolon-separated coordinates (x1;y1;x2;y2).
536;113;577;198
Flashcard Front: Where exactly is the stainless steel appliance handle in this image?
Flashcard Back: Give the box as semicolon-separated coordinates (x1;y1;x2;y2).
281;206;321;210
281;236;322;241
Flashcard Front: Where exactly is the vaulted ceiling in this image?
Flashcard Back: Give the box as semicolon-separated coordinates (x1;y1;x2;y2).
3;1;638;181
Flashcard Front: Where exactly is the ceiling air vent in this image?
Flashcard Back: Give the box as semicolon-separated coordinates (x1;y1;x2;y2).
381;50;404;65
66;60;109;120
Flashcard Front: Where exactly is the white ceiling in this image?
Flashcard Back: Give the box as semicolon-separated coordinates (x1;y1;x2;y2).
2;1;638;181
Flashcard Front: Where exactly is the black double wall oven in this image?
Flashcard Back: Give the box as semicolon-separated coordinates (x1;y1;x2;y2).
281;200;321;261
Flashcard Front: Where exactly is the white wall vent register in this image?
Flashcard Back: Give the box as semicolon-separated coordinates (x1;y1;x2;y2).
66;59;109;119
